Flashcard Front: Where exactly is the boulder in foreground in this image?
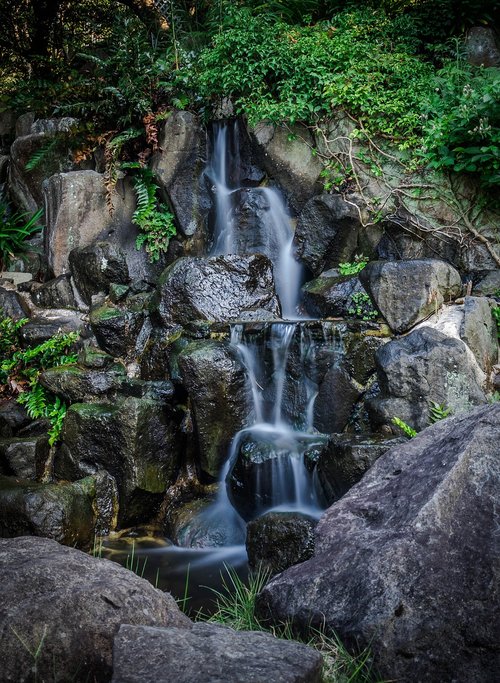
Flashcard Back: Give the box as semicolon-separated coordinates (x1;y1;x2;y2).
257;404;500;683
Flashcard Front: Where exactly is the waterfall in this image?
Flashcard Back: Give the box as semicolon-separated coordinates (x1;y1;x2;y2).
205;121;304;319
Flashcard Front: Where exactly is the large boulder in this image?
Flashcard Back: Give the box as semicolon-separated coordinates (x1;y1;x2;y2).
294;195;362;276
57;397;179;525
0;536;189;682
69;241;129;305
249;122;323;213
246;511;316;576
302;270;366;318
257;404;500;683
0;284;30;319
359;259;462;334
0;475;98;546
466;26;500;67
152;254;280;326
313;366;362;433
370;325;487;431
0;435;49;479
112;622;323;683
178;340;247;478
89;299;147;358
30;274;77;309
152;111;208;242
9;118;78;213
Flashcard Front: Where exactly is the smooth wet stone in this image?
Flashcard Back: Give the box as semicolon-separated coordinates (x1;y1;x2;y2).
256;404;500;683
0;435;49;479
0;474;97;546
0;285;31;319
153;254;280;326
167;496;245;548
30;273;77;309
0;400;31;438
246;511;316;576
69;241;130;305
112;622;323;683
89;300;146;358
359;259;462;334
57;397;179;525
19;310;86;345
302;269;366;317
294;194;361;276
313;366;362;433
473;270;500;297
178;340;247;478
0;536;189;682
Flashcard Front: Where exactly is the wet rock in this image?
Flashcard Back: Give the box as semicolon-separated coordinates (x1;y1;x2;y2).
294;195;361;276
0;284;31;319
228;432;321;521
112;622;323;683
0;435;49;479
178;340;247;478
0;154;9;181
152;111;208;241
69;241;130;305
313;367;362;433
257;404;500;683
167;495;245;548
0;400;31;438
19;310;86;345
466;26;500;67
30;117;79;136
78;345;117;369
31;273;77;309
90;300;146;358
316;433;404;504
57;397;179;525
9;122;77;213
473;270;500;297
40;364;174;404
360;259;462;334
246;511;316;576
341;330;388;386
0;474;97;546
249;122;323;212
369;326;487;432
302;270;366;318
0;536;189;683
153;254;280;326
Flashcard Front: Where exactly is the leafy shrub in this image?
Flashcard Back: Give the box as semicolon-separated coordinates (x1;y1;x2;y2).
338;257;368;276
422;60;500;188
0;202;43;270
0;315;78;445
121;162;177;262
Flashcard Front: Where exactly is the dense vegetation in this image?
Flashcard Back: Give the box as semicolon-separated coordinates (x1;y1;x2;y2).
1;1;499;210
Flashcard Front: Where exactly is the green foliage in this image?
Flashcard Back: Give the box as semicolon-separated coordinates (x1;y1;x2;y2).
0;316;78;445
429;401;452;423
338;257;368;276
422;59;500;189
207;565;380;682
121;163;177;262
348;292;378;321
392;416;417;438
0;203;43;270
492;306;500;338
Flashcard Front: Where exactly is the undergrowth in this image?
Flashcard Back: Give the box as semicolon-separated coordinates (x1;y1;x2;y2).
202;565;381;683
0;314;78;445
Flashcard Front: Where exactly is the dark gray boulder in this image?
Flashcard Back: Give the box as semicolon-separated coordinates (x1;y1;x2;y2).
57;397;179;525
153;254;280;326
31;274;77;309
112;622;323;683
246;511;316;576
0;400;31;438
370;325;487;431
473;270;500;297
313;366;362;433
152;111;208;241
360;259;462;334
0;474;97;546
0;285;30;319
19;310;86;346
69;241;130;305
294;194;361;276
466;26;500;67
89;300;147;358
0;536;189;682
302;270;366;318
178;340;247;478
316;433;403;504
257;404;500;683
0;435;49;479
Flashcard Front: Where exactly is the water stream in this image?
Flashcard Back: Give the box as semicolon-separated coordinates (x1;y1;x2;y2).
104;120;326;610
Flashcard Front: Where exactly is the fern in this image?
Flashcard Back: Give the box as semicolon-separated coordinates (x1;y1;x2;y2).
25;138;60;172
392;416;417;438
120;163;177;262
429;401;452;423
